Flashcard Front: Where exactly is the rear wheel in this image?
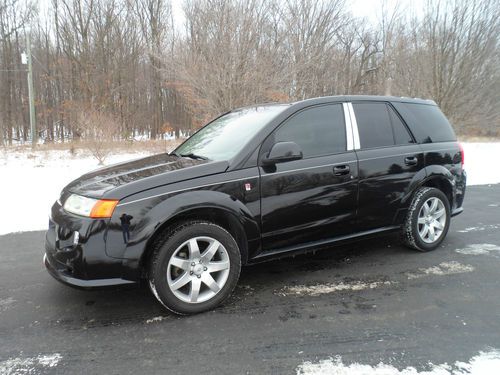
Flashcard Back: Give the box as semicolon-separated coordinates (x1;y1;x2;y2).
148;221;241;314
402;187;451;252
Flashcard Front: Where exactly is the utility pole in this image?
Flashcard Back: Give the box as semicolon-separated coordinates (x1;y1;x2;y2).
24;32;36;147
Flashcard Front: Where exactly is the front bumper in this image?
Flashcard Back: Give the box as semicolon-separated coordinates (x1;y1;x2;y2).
44;253;134;289
44;200;136;289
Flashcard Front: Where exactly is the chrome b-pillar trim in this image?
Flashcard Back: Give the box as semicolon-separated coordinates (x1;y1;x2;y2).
343;102;355;151
347;102;361;150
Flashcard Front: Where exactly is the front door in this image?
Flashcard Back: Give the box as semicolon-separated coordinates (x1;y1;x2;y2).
259;103;358;251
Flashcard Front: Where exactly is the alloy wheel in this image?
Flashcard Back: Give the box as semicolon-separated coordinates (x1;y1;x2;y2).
417;197;447;244
166;236;230;304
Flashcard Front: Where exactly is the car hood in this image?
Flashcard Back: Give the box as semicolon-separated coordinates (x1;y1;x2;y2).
63;154;229;200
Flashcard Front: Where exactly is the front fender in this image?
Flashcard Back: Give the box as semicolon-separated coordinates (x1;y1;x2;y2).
105;189;260;261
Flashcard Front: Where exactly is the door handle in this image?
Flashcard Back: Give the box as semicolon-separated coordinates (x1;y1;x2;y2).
404;156;418;166
333;165;350;176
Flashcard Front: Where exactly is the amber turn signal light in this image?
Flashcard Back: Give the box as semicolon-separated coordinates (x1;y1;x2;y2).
90;199;119;218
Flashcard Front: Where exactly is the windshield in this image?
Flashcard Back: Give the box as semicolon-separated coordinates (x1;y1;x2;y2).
174;105;287;161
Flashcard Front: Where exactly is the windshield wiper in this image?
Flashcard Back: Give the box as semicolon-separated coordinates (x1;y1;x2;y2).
180;153;209;160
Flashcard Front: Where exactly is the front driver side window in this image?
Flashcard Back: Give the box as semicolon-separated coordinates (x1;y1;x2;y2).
274;104;346;158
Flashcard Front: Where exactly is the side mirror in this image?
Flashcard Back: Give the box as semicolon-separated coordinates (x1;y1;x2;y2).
262;141;303;166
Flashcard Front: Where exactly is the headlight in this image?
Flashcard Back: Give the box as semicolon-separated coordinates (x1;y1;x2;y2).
63;194;118;218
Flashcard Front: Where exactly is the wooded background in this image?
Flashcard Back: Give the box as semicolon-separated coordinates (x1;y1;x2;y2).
1;0;499;146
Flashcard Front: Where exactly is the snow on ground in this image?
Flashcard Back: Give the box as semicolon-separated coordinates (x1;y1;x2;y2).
0;149;152;235
0;353;62;374
296;349;500;375
0;142;497;236
406;261;474;280
277;280;395;297
455;244;500;256
461;143;500;186
145;316;170;324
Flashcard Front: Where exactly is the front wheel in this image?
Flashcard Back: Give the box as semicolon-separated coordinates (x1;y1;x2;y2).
402;187;451;252
148;221;241;315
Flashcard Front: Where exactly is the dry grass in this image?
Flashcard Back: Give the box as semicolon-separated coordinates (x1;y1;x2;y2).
457;135;500;142
1;139;183;157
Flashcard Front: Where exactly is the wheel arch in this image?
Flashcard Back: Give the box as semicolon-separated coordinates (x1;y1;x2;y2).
403;165;454;205
420;176;453;206
134;191;259;273
394;165;454;225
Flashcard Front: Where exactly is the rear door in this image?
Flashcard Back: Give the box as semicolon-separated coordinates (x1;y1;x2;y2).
259;103;359;251
350;101;424;230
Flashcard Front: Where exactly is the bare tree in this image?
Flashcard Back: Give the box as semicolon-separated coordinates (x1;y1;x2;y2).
76;107;120;164
0;0;35;145
416;0;500;134
178;0;282;117
133;0;172;138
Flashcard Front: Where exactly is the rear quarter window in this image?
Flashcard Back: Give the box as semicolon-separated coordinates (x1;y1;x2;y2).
353;102;394;149
391;102;456;143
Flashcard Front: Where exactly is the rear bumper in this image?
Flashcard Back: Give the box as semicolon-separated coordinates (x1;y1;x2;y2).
44;253;135;289
452;169;466;216
451;207;464;217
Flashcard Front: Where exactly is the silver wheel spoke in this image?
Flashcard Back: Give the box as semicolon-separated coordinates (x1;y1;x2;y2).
201;240;220;263
434;208;445;219
170;272;191;291
188;239;201;259
417;217;426;224
429;198;438;214
207;260;230;273
422;202;430;216
170;256;190;271
420;225;429;238
428;226;435;241
202;273;221;293
433;220;444;230
190;278;201;302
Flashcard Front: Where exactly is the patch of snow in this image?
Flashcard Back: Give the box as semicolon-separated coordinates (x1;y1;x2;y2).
0;353;62;374
296;349;500;375
36;354;62;367
462;142;500;185
407;261;474;280
277;280;394;297
457;224;500;233
455;244;500;256
0;297;16;313
145;316;169;324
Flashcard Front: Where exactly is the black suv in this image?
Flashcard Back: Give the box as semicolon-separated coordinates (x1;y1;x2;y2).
45;95;466;314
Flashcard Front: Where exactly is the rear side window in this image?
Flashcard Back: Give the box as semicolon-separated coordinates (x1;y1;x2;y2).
391;102;456;143
388;105;413;144
274;104;346;158
353;102;394;148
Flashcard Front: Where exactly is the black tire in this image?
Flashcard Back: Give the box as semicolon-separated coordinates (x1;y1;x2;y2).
402;187;451;252
148;221;241;315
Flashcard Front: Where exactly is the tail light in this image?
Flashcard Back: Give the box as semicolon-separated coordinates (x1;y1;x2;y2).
458;142;465;166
